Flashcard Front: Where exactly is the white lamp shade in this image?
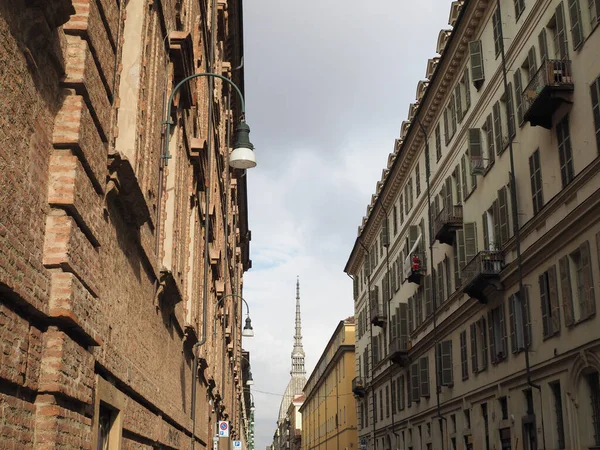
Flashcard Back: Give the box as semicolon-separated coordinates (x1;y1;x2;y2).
229;147;257;169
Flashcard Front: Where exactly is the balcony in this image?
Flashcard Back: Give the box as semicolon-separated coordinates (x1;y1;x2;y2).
434;205;463;245
522;59;573;129
462;251;504;303
370;301;387;327
352;377;367;397
404;252;427;285
389;336;410;367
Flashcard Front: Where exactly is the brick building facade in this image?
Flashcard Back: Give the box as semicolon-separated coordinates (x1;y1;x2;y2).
0;0;253;448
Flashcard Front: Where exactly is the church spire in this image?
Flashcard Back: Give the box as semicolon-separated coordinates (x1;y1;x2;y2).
291;276;305;375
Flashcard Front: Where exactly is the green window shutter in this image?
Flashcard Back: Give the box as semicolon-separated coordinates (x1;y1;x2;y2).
464;68;471;109
493;200;501;249
492;8;502;56
464;222;478;264
419;357;430;398
460;155;468;201
591;77;600;155
457;229;466;270
409;225;420;252
460;331;468;380
373;334;379;365
424;275;432;318
441;340;454;386
527;46;538;81
445;177;453;210
488;310;497;364
454;167;462;204
445;257;452;301
523;286;532;347
382;217;390;247
455;85;463;122
559;256;574;326
580;240;596;318
470;323;478;373
399;194;404;224
453;239;461;288
493;101;504;155
435;123;442;161
415;289;422;327
353;277;359;299
444;108;450;145
539;274;550;338
468;128;482;173
411;363;420;401
398;254;404;286
509;294;517;353
408;296;414;333
538;28;548;62
567;0;583;50
514;70;524;126
548;265;561;334
500;302;509;355
482;212;490;250
486;114;496;164
506;82;516;138
498;187;509;245
399;303;408;349
555;2;569;59
469;40;485;87
480;317;488;370
437;261;445;304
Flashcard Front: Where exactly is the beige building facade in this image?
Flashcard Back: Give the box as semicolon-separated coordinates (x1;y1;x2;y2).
345;1;600;450
300;318;358;450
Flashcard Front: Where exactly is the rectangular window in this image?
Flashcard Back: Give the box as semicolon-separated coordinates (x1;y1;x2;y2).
529;149;544;215
385;385;390;419
556;114;574;187
590;0;600;28
437;340;454;386
469;40;485;89
398;375;405;410
591;76;600;155
514;69;524;126
509;289;532;353
468;128;483;175
471;317;488;373
493;101;504;156
391;379;396;415
567;0;584;50
550;381;566;450
435;123;442;161
514;0;526;18
493;8;502;56
539;28;549;62
460;330;469;380
540;266;561;338
560;241;596;325
506;82;516;138
410;363;420;401
488;305;508;363
419;357;430;398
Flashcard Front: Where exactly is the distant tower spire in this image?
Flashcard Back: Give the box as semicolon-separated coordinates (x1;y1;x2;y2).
291;276;305;375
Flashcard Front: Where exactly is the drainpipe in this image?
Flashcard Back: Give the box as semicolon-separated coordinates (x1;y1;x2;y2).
495;1;546;448
415;117;445;450
358;240;375;450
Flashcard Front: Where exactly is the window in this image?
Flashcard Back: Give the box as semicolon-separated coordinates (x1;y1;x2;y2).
482;203;498;251
468;128;483;175
464;68;471;111
437;340;454;386
435;123;442;161
492;101;505;156
591;75;600;154
460;330;469;380
398;375;405;411
385;385;390;418
373;391;378;424
455;84;464;123
379;389;383;421
548;3;569;60
567;0;584;50
523;46;538;82
391;379;396;414
410;363;420;401
514;0;526;18
499;396;509;420
493;8;502;56
469;40;485;89
539;28;549;62
587;371;600;447
470;317;488;373
444;108;450;145
437;261;445;304
405;178;413;215
93;377;125;450
416;163;421;197
482;403;490;450
560;241;596;325
556;115;575;187
464;409;471;429
419;357;430;398
393;205;398;235
550;381;566;449
399;194;404;224
506;82;516;138
540;266;561;338
529;149;544;214
509;288;532;353
590;0;600;28
488;304;508;363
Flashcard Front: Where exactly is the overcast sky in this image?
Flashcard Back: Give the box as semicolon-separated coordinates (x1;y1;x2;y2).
239;1;452;449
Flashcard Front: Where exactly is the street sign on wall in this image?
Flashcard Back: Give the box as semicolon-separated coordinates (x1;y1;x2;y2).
218;421;230;438
233;440;242;449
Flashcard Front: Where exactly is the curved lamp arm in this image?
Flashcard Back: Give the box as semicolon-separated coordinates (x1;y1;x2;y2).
163;72;246;164
214;293;250;317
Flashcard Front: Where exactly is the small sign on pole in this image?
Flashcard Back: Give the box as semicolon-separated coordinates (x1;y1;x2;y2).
233;440;242;449
218;421;230;438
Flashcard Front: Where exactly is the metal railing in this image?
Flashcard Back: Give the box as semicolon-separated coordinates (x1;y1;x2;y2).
461;250;503;284
370;301;387;322
434;205;463;234
522;59;573;113
470;156;485;175
404;252;427;280
352;377;366;392
389;335;409;354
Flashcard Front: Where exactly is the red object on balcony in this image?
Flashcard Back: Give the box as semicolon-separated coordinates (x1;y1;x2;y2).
412;255;420;272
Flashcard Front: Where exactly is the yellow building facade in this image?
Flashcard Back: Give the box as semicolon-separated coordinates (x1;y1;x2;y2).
301;318;358;450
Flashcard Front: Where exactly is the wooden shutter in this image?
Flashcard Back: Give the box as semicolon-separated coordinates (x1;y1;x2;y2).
460;155;468;200
437;261;445;304
454;167;462;205
382;275;389;303
559;256;574;326
492;201;501;250
500;303;508;356
509;294;517;353
492;8;502;55
539;275;550;338
457;229;466;269
440;340;453;386
444;108;450;145
555;2;569;59
548;265;561;334
399;194;404;224
482;212;490;250
538;28;548;62
445;177;453;210
469;151;478;191
527;46;538;81
382;217;390;247
470;323;478;373
460;331;468;380
445;257;452;301
498;187;509;245
514;70;524;126
522;286;532;347
464;222;478;264
488;310;497;364
580;240;596;318
464;68;471;109
411;363;420;401
455;85;463;122
409;225;420;253
435;124;442;160
567;0;583;50
398;254;403;286
419;357;430;398
468;128;482;170
399;303;408;349
493;101;503;155
425;275;432;317
481;317;488;370
415;290;422;327
507;82;516;138
469;40;485;85
453;240;461;288
408;296;414;333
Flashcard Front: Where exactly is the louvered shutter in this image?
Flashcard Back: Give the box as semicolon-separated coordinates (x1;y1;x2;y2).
399;303;408;349
382;217;390;247
488;311;497;364
464;222;478;264
567;0;583;50
455;85;463;122
453;240;461;288
409;225;420;253
555;3;569;59
460;331;468;380
437;262;445;304
469;40;485;86
559;256;574;326
382;275;389;303
480;317;488;370
399;194;404;224
425;275;432;317
415;290;422;327
442;340;453;386
454;167;462;204
373;333;380;365
527;46;538;81
580;240;596;318
523;286;532;347
498;187;509;245
457;229;466;270
509;294;517;353
398;254;403;285
445;257;452;300
538;28;548;62
464;68;471;109
468;128;482;172
460;155;468;200
411;363;420;401
514;70;524;125
539;275;550;338
469;151;478;191
493;200;501;250
470;323;478;373
506;82;516;138
591;78;600;154
548;265;561;334
445;177;453;211
482;212;490;250
493;101;503;155
408;296;414;333
486;114;495;164
419;357;430;398
500;303;508;356
444;109;450;145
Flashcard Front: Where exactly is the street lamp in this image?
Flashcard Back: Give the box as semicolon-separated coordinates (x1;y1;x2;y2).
162;72;256;168
214;293;254;338
246;371;254;386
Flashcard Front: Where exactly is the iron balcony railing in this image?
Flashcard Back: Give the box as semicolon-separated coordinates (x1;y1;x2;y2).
462;250;503;286
522;59;573;116
434;205;463;240
370;301;387;324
